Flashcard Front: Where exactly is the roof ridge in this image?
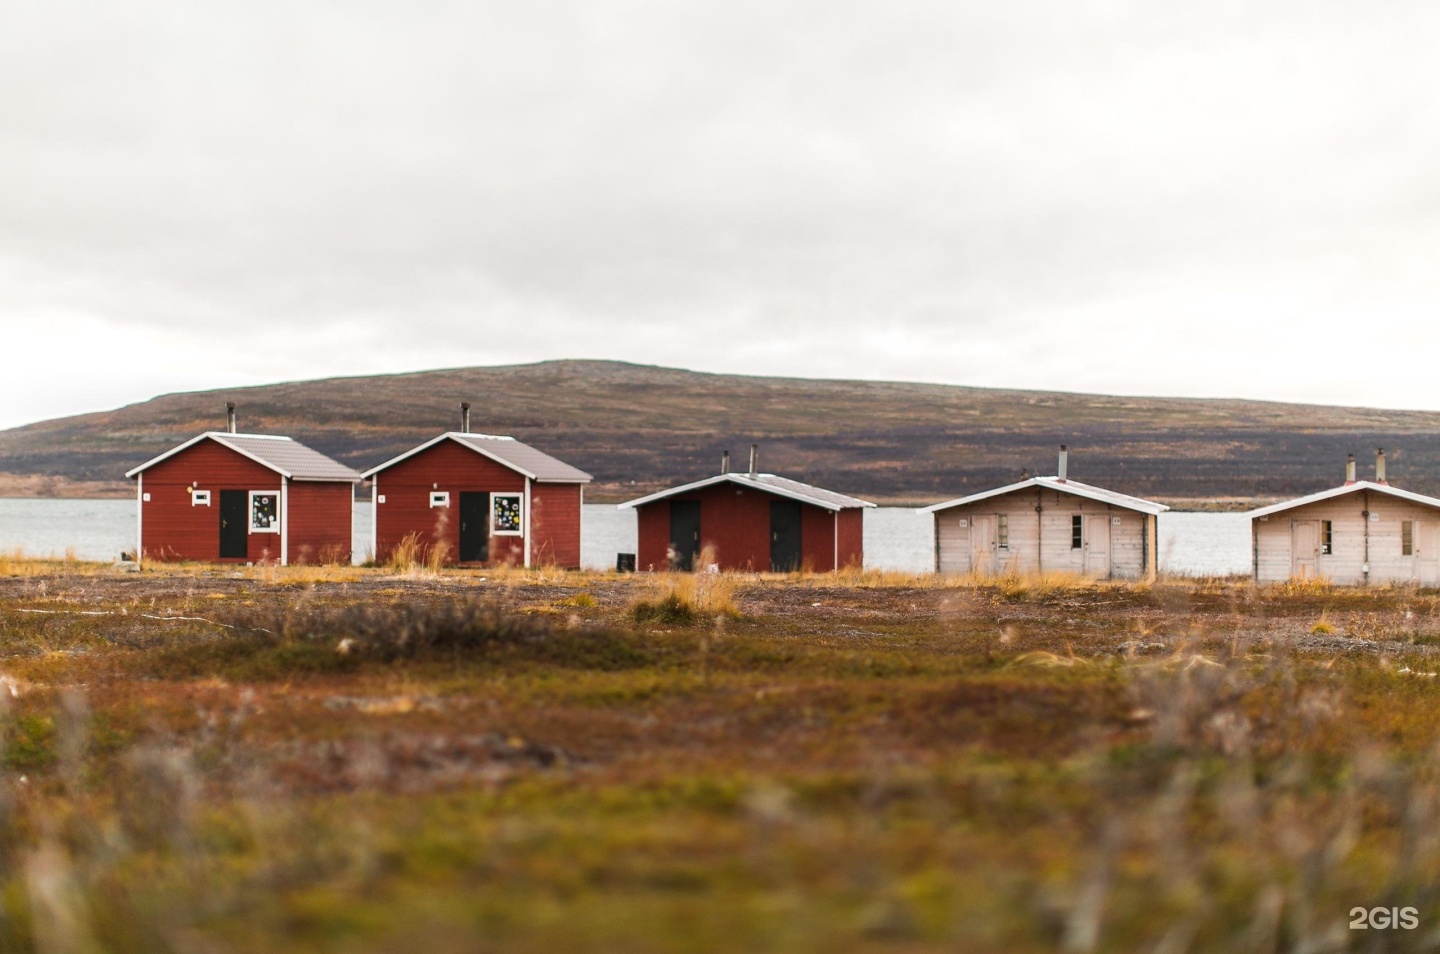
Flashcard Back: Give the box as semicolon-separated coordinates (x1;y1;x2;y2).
207;432;294;441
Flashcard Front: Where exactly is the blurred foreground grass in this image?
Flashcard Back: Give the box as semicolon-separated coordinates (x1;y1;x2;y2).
1;565;1440;950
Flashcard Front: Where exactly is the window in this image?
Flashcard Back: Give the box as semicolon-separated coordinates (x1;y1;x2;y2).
191;489;211;507
997;513;1009;549
1071;515;1083;549
1321;520;1332;555
492;493;523;535
249;492;279;533
429;491;450;508
1403;520;1415;556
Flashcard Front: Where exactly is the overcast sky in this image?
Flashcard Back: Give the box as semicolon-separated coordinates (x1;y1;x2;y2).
3;1;1440;428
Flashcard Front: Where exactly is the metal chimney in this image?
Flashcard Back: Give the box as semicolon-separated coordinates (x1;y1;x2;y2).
1057;445;1068;482
1345;453;1356;484
226;402;236;434
1376;448;1387;484
460;402;471;434
748;444;758;479
721;450;730;474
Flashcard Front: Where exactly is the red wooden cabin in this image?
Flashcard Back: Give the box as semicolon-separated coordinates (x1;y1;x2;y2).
127;429;360;565
362;429;591;568
621;451;873;572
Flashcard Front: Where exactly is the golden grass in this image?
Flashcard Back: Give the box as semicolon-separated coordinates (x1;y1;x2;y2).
631;560;741;623
0;547;112;578
386;530;425;574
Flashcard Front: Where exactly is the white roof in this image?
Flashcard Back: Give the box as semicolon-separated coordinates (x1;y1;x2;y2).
360;432;591;483
1248;481;1440;519
618;472;875;512
126;432;362;482
922;476;1169;516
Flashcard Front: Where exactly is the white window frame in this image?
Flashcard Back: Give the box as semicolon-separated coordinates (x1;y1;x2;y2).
249;490;280;534
491;492;524;536
191;489;211;507
429;491;450;509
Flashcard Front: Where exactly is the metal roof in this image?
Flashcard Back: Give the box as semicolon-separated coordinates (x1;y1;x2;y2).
922;476;1169;516
618;473;875;511
125;432;362;482
360;432;592;483
1248;481;1440;519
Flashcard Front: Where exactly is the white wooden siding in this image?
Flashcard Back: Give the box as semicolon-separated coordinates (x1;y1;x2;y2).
1253;490;1440;584
933;487;1151;579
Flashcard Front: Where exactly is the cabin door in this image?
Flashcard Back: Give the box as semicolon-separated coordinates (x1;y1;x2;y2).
1418;522;1439;585
770;500;803;572
1083;515;1111;577
1291;520;1319;579
669;501;701;571
219;491;248;559
458;492;490;563
969;515;997;575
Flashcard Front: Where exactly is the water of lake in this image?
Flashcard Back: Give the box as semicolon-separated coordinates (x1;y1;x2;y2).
0;499;1254;577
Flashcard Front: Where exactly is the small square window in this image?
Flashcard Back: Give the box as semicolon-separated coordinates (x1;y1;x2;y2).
191;490;211;507
1071;515;1083;549
429;491;450;508
377;494;386;504
492;493;524;535
249;492;279;533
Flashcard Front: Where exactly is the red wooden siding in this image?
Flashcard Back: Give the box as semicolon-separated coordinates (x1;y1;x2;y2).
286;481;354;564
634;482;864;572
836;507;864;569
530;482;582;569
636;503;671;572
139;439;282;563
373;439;552;567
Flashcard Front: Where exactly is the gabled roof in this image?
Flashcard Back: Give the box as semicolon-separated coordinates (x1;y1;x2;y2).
618;473;875;512
126;432;362;482
1248;481;1440;519
922;476;1169;516
360;432;592;483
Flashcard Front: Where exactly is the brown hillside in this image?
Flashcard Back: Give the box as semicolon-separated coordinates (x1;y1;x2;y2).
1;359;1437;504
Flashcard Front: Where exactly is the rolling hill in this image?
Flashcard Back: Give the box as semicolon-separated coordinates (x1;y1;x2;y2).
3;359;1440;506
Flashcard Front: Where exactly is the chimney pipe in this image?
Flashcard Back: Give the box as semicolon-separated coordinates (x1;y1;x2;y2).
1345;454;1356;484
721;450;730;474
460;402;471;434
1376;448;1387;484
1057;445;1068;482
748;444;758;479
226;402;236;434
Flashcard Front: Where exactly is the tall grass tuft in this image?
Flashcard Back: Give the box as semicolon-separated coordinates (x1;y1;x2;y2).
386;531;425;575
631;561;740;625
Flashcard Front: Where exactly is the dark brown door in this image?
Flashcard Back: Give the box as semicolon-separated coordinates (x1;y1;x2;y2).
770;500;802;571
669;501;701;571
219;491;248;559
459;492;490;563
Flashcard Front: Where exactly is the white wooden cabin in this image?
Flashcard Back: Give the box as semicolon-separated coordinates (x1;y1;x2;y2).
1250;452;1440;584
923;450;1167;581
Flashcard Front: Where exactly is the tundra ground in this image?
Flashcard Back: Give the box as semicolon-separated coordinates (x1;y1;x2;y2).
0;563;1439;952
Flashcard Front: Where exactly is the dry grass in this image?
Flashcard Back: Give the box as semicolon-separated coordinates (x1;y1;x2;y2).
385;530;426;574
0;574;1437;948
630;563;741;624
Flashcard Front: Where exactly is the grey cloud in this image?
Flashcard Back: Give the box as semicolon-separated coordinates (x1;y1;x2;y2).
3;0;1440;414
